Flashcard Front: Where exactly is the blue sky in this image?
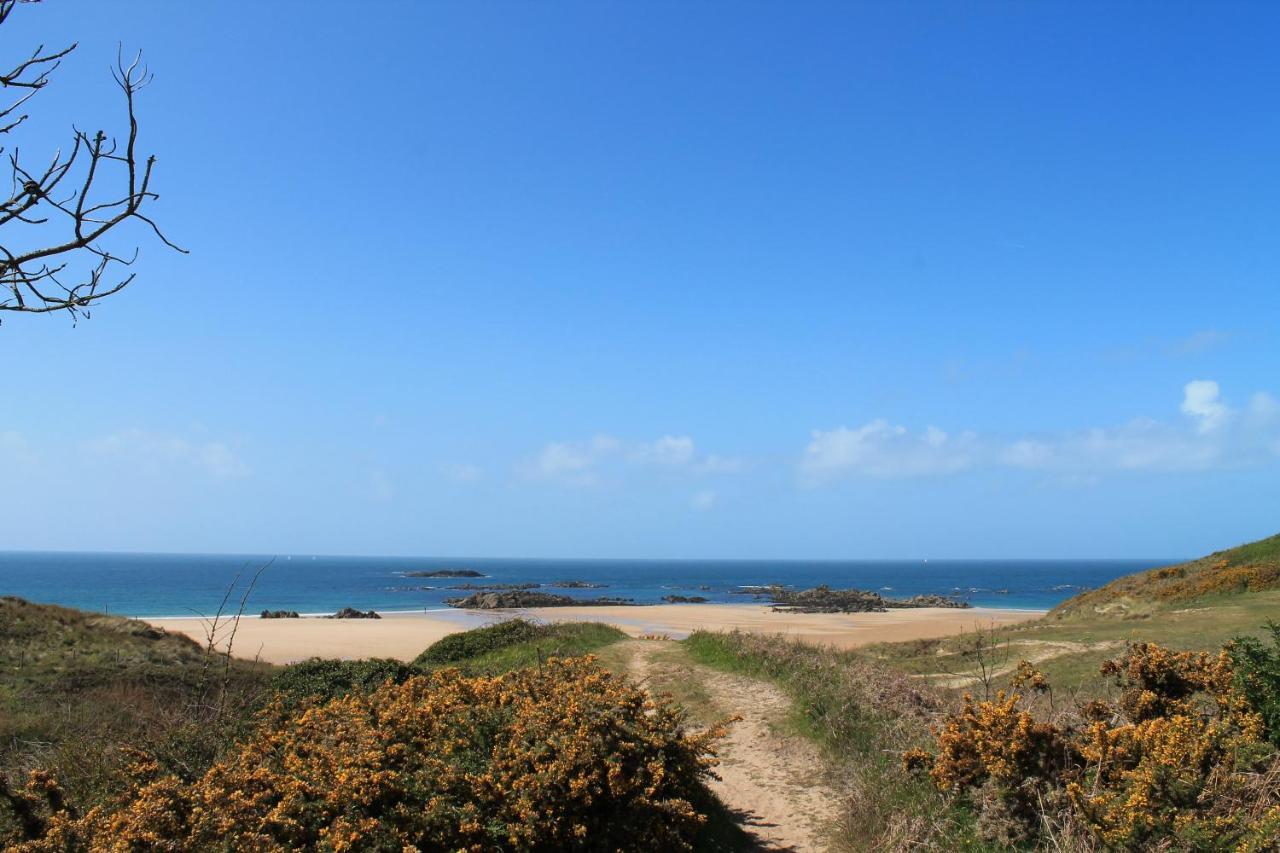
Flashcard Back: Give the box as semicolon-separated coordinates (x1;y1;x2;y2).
1;1;1277;559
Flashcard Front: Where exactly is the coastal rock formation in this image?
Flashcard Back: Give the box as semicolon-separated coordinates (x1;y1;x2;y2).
768;585;970;613
445;591;637;609
447;582;540;591
259;609;300;619
883;593;970;609
549;580;606;588
405;569;484;578
662;595;709;603
327;607;381;619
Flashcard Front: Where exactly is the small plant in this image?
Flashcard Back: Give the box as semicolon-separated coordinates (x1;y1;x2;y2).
1229;622;1280;747
413;617;548;665
906;641;1280;849
269;657;413;707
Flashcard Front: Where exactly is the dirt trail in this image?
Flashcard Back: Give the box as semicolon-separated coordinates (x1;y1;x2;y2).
621;640;840;852
925;639;1123;689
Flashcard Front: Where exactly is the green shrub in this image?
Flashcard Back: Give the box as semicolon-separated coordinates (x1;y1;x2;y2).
1230;621;1280;747
9;659;726;851
269;657;412;707
413;618;549;665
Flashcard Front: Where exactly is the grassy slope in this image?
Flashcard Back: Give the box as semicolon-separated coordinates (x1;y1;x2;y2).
1049;532;1280;619
0;597;273;818
868;532;1280;693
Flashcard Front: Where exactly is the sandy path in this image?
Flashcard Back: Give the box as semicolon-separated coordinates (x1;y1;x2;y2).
148;604;1039;665
623;640;839;852
926;639;1124;689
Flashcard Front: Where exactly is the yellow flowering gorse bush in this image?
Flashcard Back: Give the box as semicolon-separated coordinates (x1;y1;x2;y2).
6;656;725;851
905;642;1280;850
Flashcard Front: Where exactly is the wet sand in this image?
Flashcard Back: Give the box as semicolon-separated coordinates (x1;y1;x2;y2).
149;604;1042;665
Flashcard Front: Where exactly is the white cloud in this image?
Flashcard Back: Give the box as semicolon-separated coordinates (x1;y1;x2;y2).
802;420;978;482
524;434;739;486
84;429;250;480
440;462;483;482
804;381;1280;484
638;435;696;466
0;430;37;466
363;468;395;502
1180;380;1227;433
690;489;718;511
1172;329;1230;355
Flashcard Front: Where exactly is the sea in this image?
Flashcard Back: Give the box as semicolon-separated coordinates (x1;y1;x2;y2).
0;551;1178;618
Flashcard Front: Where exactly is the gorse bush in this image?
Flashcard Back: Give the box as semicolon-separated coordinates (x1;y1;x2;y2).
413;618;550;665
905;641;1280;850
268;656;414;707
5;657;725;851
1230;621;1280;747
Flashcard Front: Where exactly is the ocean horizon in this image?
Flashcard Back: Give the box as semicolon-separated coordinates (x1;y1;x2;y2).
0;550;1178;618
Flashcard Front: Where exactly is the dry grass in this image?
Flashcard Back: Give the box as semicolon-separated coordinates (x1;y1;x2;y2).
683;630;988;851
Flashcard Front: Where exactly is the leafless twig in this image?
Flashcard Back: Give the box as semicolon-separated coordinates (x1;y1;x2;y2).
0;0;183;323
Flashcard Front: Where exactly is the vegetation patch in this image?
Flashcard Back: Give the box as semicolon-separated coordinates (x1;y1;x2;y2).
684;630;983;850
905;641;1280;849
4;658;725;851
1051;533;1280;619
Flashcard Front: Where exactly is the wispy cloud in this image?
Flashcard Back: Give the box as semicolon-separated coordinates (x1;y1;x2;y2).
803;380;1280;484
690;489;718;511
524;434;742;487
1171;329;1231;356
84;429;250;480
440;462;484;483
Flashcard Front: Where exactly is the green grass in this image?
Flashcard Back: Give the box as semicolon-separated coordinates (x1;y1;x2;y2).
1050;530;1280;619
417;620;628;675
683;630;992;852
866;589;1280;697
0;597;273;829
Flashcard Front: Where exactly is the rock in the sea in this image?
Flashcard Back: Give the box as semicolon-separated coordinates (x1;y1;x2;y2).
662;595;709;603
404;569;484;578
548;580;606;589
445;591;638;609
448;582;540;591
327;607;381;619
883;593;971;609
259;609;300;619
767;585;970;613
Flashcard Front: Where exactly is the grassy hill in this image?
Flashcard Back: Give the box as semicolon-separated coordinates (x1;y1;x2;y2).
0;597;273;810
1049;531;1280;619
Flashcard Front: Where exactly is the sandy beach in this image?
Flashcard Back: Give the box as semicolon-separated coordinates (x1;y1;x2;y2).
149;604;1042;665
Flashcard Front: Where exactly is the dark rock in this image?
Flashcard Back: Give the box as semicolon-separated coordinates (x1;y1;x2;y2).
662;595;709;603
448;582;540;591
327;607;381;619
767;585;971;613
548;580;606;589
404;569;485;578
445;591;639;609
883;593;971;609
259;609;299;619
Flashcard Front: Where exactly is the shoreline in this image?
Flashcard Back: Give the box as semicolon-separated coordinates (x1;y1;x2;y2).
148;604;1045;666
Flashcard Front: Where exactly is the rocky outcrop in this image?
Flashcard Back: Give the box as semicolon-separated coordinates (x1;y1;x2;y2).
448;583;540;591
259;609;300;619
445;591;638;609
883;593;970;609
548;580;606;589
405;569;484;578
327;607;381;619
662;595;709;603
768;585;970;613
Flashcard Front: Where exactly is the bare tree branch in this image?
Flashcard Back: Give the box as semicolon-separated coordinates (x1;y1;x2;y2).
0;0;183;323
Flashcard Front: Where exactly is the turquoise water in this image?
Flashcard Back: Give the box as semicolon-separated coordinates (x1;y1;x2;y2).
0;551;1176;617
